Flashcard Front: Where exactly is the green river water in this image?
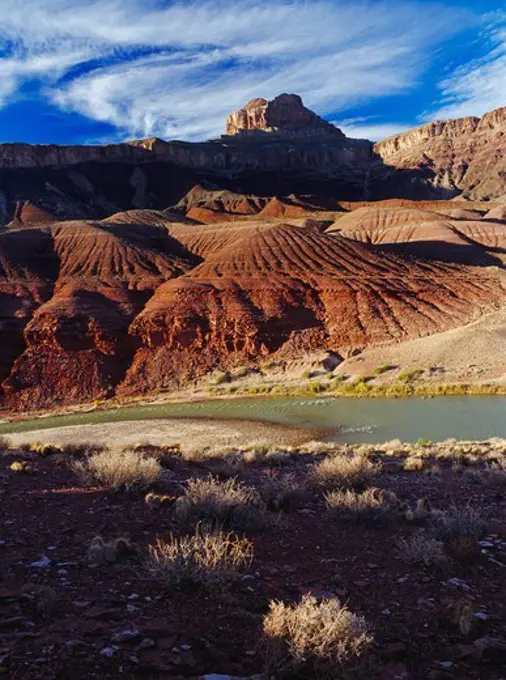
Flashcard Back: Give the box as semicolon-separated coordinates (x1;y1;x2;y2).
1;396;506;443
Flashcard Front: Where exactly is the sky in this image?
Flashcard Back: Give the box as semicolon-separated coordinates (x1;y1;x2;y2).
0;0;504;145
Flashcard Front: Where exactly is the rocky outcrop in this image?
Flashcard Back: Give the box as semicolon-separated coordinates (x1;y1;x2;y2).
0;99;506;221
225;93;344;138
373;107;506;200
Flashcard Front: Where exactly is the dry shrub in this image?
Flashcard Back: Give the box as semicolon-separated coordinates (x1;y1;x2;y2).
0;436;11;451
325;488;397;525
146;529;252;590
465;461;506;488
403;456;426;472
398;531;447;567
28;585;59;619
10;460;30;473
431;505;487;561
73;448;161;491
88;536;140;565
259;472;309;511
310;454;380;491
262;595;372;678
175;476;268;531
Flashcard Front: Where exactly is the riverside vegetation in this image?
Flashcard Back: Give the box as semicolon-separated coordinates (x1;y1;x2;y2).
1;435;506;679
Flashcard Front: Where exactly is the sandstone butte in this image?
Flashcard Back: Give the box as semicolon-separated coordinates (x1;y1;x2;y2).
1;93;506;411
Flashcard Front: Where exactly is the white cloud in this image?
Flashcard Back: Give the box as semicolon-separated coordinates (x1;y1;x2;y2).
335;120;412;141
428;12;506;121
0;0;476;140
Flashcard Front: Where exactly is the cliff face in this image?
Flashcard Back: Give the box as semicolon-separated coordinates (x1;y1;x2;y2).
1;97;505;221
374;107;506;200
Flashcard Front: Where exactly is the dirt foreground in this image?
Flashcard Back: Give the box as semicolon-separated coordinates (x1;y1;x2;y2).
1;437;506;679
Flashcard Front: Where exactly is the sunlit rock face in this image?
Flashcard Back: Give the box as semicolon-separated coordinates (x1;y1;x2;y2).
225;93;344;138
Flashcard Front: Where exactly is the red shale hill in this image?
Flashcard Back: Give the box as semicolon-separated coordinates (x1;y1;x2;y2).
2;202;506;410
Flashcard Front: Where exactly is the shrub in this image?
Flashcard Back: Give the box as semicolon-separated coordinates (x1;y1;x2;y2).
416;438;432;448
88;536;140;564
31;585;59;619
262;595;372;677
310;454;380;491
260;472;309;511
431;505;487;561
146;529;252;590
73;448;161;491
374;364;395;375
10;460;30;473
213;370;232;385
398;532;447;567
403;456;425;472
398;369;424;383
0;436;11;451
325;488;397;524
175;476;268;531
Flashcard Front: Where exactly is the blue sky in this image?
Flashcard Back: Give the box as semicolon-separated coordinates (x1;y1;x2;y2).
0;0;504;144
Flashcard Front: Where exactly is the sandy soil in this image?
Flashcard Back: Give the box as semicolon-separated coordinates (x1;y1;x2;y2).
6;417;321;449
340;302;506;384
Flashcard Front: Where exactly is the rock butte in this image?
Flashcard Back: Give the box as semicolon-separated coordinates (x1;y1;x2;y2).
1;94;506;410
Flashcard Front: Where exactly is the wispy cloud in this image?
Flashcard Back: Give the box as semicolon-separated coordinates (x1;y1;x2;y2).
0;0;475;140
333;117;411;141
428;11;506;121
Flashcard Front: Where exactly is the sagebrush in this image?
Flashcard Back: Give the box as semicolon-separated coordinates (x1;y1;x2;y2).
146;529;253;589
262;595;372;677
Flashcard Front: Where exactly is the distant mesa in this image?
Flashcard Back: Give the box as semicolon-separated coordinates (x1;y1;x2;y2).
225;93;344;138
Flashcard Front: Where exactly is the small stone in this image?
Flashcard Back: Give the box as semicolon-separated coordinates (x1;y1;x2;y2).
474;611;489;621
30;554;51;568
126;604;137;614
437;661;453;670
138;638;155;649
100;647;117;658
128;593;140;600
113;629;141;643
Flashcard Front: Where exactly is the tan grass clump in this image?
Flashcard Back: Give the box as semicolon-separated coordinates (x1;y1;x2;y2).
146;529;252;589
259;472;309;511
262;595;372;677
73;448;161;491
431;504;487;561
325;487;397;524
398;532;447;567
310;454;380;491
175;476;268;531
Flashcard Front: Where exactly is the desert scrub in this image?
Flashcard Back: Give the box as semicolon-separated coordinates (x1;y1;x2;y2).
73;448;161;491
325;487;397;525
260;472;309;511
88;535;140;564
374;364;395;375
398;369;424;383
175;476;268;531
10;460;30;473
310;453;380;491
430;505;487;561
146;529;252;590
398;532;447;567
213;370;233;385
262;595;372;678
